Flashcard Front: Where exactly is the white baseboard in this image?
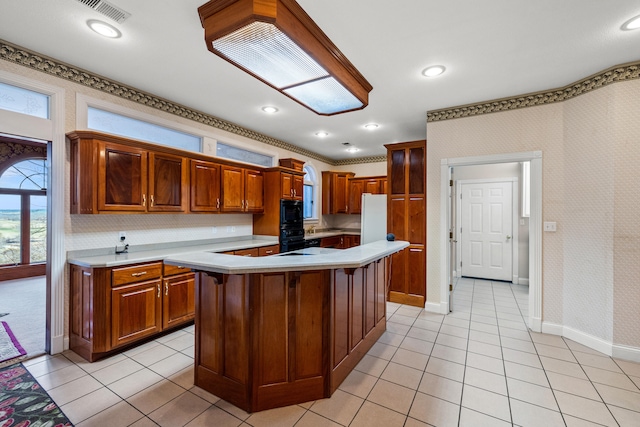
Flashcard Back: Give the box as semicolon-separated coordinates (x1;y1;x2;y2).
613;344;640;363
540;322;640;362
562;325;612;357
529;316;542;332
519;277;530;285
50;334;65;355
425;301;448;314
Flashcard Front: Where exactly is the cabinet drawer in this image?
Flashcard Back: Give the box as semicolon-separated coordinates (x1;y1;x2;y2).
163;263;192;277
234;248;260;257
258;245;279;256
112;262;163;287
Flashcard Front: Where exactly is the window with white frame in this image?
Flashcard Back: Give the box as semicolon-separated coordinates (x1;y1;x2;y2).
303;164;317;219
0;82;50;119
216;142;273;167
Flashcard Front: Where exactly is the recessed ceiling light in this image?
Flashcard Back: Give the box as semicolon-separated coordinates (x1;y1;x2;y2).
346;147;360;153
315;131;329;137
261;106;279;114
87;20;121;38
364;123;379;130
621;14;640;31
422;65;446;77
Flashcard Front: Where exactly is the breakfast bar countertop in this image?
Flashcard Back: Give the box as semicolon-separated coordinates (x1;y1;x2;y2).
164;240;409;274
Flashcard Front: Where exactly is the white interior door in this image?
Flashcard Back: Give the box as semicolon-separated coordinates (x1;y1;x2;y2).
460;181;513;281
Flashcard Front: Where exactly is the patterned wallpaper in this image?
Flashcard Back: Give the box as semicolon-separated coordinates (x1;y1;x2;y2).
428;78;640;348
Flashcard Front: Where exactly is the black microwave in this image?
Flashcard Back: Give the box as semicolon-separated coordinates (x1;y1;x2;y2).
280;199;303;228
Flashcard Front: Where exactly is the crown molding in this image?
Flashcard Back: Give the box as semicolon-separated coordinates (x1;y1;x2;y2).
0;39;344;164
427;60;640;122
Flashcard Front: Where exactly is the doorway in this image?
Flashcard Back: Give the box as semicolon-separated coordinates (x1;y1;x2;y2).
0;135;48;358
440;152;542;332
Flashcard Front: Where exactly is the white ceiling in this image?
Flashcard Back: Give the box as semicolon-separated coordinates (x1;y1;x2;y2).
1;0;639;160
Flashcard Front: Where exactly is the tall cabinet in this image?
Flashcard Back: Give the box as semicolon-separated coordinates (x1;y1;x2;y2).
385;140;426;307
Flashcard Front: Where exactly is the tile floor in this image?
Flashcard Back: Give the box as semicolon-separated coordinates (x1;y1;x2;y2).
23;277;640;426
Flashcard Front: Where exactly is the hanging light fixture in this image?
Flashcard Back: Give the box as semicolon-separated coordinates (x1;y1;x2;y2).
198;0;373;115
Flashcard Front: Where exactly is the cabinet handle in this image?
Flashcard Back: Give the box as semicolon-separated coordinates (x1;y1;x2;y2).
150;195;154;207
131;271;147;277
165;282;168;296
265;250;273;254
243;253;253;257
242;200;246;210
142;194;146;207
216;198;220;209
157;284;160;298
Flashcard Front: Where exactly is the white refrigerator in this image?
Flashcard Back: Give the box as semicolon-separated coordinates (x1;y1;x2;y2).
360;193;387;244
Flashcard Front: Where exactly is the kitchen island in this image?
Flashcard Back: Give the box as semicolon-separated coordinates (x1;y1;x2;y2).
164;240;408;412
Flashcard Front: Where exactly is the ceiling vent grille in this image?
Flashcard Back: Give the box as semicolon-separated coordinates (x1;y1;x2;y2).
75;0;131;24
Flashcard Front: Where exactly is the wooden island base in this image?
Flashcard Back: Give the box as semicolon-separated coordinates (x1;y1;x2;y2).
194;259;387;412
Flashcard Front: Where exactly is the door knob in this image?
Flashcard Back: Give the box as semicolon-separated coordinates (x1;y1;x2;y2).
506;235;512;240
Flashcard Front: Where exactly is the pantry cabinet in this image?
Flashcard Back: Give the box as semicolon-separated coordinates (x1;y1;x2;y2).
385;140;426;307
70;260;195;362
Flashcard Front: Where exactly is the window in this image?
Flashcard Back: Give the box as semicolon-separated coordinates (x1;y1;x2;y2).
87;107;201;152
0;82;50;119
303;165;317;219
216;142;273;167
0;137;48;279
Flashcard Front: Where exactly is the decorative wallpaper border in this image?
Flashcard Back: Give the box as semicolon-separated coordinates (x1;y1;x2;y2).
334;155;386;166
0;39;348;164
427;61;640;122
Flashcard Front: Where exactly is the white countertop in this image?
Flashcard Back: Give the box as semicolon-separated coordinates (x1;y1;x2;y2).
67;236;279;268
164;240;409;274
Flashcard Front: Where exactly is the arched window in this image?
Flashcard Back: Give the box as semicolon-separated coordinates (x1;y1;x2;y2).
0;136;47;279
303;164;317;220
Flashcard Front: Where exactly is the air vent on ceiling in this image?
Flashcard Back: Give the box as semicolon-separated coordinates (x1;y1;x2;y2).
75;0;131;24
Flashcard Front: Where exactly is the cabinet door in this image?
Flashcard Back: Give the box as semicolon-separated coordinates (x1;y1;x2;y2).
334;174;349;214
349;179;364;214
98;142;147;212
234;247;260;257
244;169;264;213
148;152;188;212
258;244;279;256
190;160;221;212
320;236;341;248
364;179;380;195
221;165;244;212
292;174;304;201
163;273;196;329
281;173;293;200
111;279;162;348
380;179;387;195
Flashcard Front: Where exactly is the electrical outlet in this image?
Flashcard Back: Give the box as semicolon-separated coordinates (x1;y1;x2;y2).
231;226;236;232
543;222;557;232
212;226;217;234
118;231;126;240
226;226;233;233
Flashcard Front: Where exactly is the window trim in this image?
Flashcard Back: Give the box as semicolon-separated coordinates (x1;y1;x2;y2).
302;163;319;222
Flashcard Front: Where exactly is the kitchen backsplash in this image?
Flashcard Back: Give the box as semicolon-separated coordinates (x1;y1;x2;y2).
65;213;253;252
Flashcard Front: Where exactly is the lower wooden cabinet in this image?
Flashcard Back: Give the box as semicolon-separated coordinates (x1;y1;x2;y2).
70;261;196;362
320;235;360;249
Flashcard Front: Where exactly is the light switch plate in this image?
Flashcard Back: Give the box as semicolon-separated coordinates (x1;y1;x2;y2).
544;221;557;232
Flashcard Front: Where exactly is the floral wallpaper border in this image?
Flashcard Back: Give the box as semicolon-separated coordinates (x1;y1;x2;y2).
427;61;640;122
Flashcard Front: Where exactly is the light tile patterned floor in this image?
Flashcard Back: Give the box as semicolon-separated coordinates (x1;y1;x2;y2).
23;277;640;426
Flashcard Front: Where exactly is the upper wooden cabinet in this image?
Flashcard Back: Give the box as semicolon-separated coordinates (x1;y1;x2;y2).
385;140;426;307
348;176;386;214
190;159;221;212
253;166;305;236
322;171;354;214
69;131;263;215
221;165;264;213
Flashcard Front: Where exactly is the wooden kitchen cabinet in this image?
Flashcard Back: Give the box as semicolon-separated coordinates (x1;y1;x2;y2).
320;235;359;249
322;171;354;214
348;176;386;214
190;159;221;212
70;132;188;214
221;165;264;213
70;260;196;362
253;165;305;236
385;140;426;307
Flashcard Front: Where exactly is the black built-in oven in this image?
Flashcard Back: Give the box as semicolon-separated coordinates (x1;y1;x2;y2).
280;199;304;252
